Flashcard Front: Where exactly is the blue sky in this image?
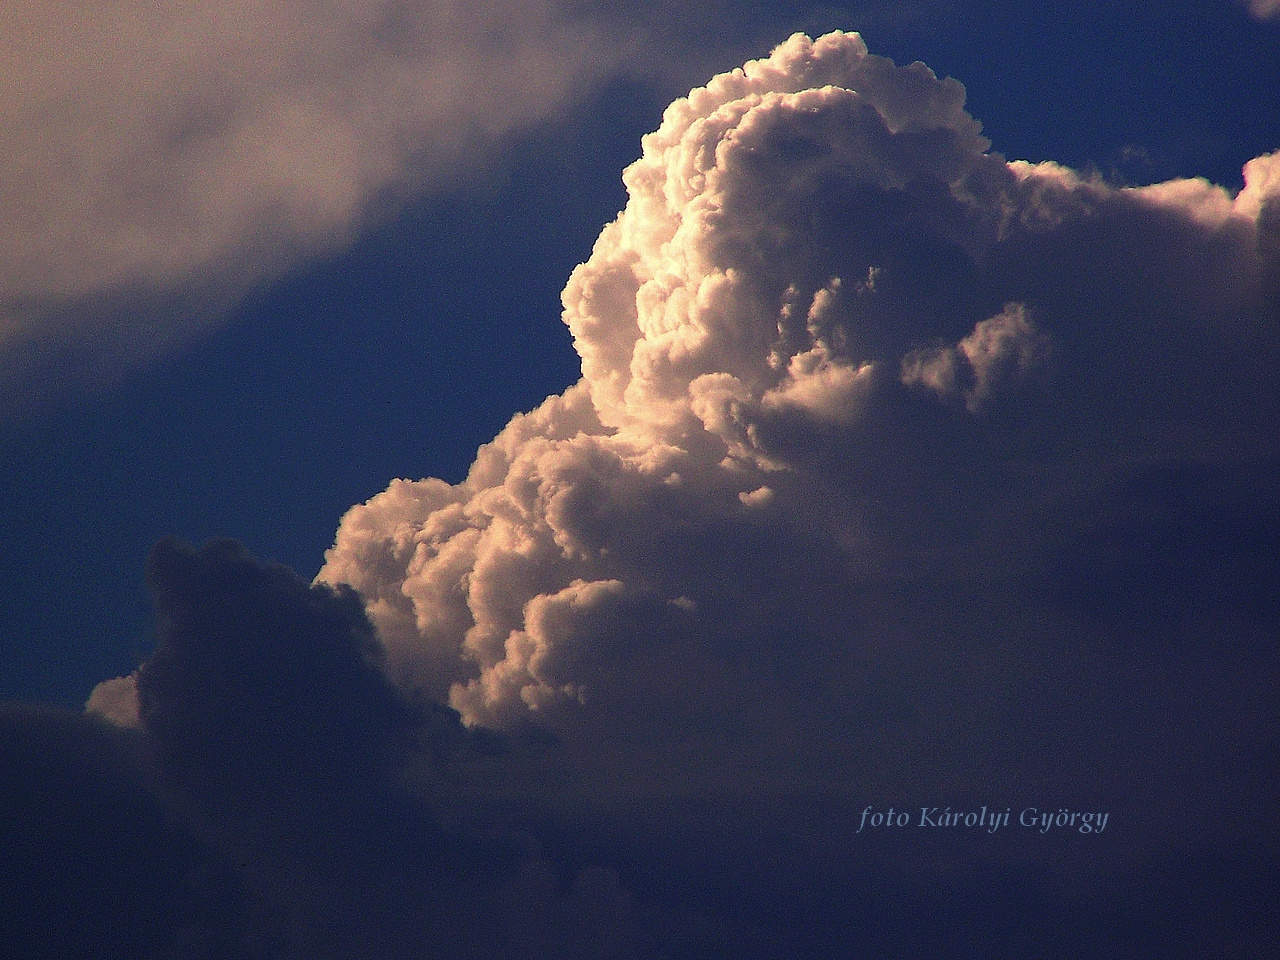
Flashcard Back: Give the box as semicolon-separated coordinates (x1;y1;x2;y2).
2;2;1279;957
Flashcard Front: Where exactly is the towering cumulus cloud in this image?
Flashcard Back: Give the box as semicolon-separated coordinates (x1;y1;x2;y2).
84;30;1280;957
319;32;1280;778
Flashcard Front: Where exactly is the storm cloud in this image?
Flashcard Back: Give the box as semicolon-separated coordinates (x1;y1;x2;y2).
70;29;1280;957
315;31;1280;745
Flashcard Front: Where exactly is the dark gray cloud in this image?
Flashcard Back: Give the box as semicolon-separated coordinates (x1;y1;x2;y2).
124;537;643;960
0;704;270;960
137;536;422;797
11;688;1280;958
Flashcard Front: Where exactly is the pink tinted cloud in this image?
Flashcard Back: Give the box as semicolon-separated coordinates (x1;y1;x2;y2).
0;0;639;402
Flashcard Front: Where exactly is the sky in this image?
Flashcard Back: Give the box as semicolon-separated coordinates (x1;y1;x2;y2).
2;1;1280;957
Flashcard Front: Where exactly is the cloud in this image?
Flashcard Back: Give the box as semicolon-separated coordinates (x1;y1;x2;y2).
305;40;1280;937
315;30;1280;744
83;671;142;729
0;704;267;959
0;0;652;407
88;537;644;959
134;537;424;799
900;301;1049;411
76;29;1280;956
1244;0;1280;21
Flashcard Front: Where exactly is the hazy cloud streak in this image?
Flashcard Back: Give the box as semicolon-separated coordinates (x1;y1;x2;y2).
1244;0;1280;21
0;0;641;402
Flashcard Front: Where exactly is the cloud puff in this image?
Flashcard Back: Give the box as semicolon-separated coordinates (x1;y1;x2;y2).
0;0;648;406
84;671;142;730
317;31;1280;745
900;301;1049;411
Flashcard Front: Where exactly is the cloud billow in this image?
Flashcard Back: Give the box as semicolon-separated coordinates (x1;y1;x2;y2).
318;31;1280;745
77;31;1280;957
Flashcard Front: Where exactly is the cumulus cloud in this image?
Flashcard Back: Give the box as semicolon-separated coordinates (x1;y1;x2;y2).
315;31;1280;747
0;0;655;406
78;30;1280;956
301;47;1280;938
900;301;1049;411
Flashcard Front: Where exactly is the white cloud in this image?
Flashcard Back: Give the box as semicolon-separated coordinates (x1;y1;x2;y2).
78;28;1280;948
312;30;1280;774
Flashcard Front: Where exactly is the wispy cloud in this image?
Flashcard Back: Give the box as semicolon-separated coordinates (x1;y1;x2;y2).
0;0;643;406
1244;0;1280;21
